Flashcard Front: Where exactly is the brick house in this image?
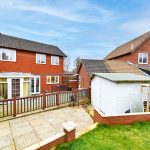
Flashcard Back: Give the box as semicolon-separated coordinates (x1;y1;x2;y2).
77;59;145;89
105;31;150;75
0;33;66;99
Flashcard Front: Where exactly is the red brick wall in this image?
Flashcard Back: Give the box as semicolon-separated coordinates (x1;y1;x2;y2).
0;49;64;92
110;38;150;64
94;109;150;125
78;64;90;88
37;135;65;150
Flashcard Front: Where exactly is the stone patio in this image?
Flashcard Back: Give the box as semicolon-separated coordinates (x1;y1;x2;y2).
0;106;93;150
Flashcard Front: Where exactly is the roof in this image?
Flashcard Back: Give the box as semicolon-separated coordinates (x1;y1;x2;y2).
0;33;67;57
137;65;150;72
105;31;150;60
91;73;150;82
78;59;145;75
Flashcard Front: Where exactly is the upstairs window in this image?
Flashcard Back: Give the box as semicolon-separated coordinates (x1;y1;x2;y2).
36;53;46;64
138;53;148;64
47;76;59;84
51;56;59;65
0;48;16;61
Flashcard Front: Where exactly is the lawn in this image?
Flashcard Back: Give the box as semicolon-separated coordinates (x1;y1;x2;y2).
57;122;150;150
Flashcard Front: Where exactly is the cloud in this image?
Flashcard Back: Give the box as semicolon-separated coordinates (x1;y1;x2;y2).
121;18;150;34
0;0;115;23
0;24;62;38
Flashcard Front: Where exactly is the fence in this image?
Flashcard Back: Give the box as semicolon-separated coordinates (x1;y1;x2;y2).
0;88;90;118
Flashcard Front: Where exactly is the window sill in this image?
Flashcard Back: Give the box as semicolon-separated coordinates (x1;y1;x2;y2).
0;59;16;62
46;83;59;85
138;63;148;64
51;63;59;66
36;62;46;64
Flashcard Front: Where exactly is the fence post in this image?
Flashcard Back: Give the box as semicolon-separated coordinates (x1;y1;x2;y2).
88;87;91;99
56;93;60;106
74;90;79;107
43;92;46;110
13;96;16;117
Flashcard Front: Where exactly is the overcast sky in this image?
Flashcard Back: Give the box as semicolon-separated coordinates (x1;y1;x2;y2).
0;0;150;68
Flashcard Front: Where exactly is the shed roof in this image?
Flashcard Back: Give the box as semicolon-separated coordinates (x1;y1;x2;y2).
0;33;67;57
91;73;150;82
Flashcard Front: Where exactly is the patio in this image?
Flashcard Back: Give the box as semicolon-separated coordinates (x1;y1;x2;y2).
0;106;93;150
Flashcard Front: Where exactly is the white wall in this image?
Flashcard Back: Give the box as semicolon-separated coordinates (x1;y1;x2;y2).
92;76;117;115
92;76;145;115
91;76;101;110
115;83;141;114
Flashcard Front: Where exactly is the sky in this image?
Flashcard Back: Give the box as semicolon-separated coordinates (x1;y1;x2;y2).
0;0;150;69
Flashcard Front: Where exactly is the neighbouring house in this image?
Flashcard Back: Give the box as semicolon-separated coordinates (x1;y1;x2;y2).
77;59;145;89
91;73;150;115
0;33;66;99
105;31;150;75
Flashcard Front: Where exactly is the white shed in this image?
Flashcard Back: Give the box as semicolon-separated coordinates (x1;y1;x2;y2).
91;73;150;115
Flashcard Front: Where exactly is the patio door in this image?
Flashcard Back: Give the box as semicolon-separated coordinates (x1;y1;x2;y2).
12;79;20;98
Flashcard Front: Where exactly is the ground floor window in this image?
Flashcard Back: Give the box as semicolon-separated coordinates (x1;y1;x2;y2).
30;76;40;94
47;76;59;84
0;78;8;99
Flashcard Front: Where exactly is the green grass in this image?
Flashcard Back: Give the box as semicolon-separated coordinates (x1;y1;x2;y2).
56;122;150;150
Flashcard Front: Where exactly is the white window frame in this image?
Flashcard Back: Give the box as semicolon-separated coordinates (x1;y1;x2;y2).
46;76;59;84
51;56;59;65
0;48;16;62
30;76;40;94
138;53;148;64
36;53;46;64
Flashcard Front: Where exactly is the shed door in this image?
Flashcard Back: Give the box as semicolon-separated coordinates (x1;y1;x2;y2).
130;93;143;113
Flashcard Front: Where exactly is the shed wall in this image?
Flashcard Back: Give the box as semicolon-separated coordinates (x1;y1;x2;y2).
92;76;148;115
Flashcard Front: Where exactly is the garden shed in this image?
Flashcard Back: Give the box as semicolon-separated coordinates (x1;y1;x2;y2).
91;73;150;115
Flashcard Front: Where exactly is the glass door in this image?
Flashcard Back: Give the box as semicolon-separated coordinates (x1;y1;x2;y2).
12;79;20;98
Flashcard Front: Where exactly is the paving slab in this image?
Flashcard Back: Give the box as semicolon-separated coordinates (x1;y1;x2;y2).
0;106;93;150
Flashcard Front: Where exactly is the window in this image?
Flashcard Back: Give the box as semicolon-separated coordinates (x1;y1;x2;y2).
138;53;148;64
51;56;59;65
0;78;8;99
0;48;16;61
36;53;46;64
30;76;40;94
47;76;59;84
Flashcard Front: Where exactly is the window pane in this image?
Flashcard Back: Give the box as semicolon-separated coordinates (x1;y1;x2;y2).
36;77;39;92
138;54;142;63
2;50;9;60
36;54;41;63
31;78;34;93
51;76;55;83
143;53;147;63
41;55;46;63
0;83;8;99
55;76;59;83
10;50;16;61
47;77;50;83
